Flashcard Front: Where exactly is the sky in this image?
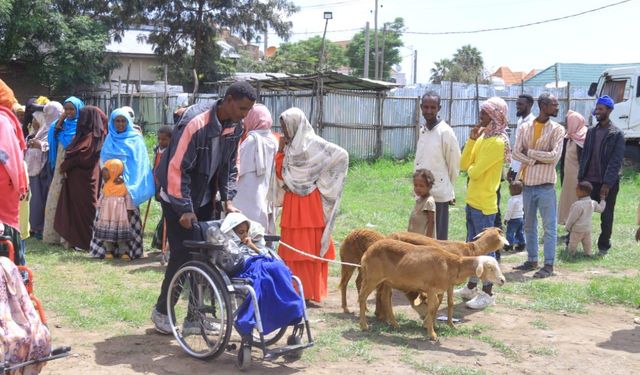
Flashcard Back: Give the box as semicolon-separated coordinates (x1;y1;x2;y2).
268;0;640;83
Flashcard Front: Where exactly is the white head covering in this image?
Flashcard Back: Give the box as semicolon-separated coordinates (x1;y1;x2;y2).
276;107;349;256
43;101;64;127
220;212;265;244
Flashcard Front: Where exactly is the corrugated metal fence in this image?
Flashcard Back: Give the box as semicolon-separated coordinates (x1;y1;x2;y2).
84;81;597;160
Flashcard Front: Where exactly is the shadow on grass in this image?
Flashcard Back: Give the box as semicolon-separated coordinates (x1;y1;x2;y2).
93;329;303;374
326;308;489;357
596;326;640;354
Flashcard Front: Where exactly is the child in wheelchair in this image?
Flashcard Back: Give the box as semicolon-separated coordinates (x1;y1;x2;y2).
203;213;305;337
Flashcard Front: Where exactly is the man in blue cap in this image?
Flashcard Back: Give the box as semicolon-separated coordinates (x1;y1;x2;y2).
578;95;625;255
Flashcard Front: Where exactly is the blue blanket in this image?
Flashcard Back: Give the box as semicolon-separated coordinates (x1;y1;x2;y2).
235;255;304;336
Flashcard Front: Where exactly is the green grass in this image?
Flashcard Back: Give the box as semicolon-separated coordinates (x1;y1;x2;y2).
22;159;640;338
529;319;550;330
528;346;558;357
400;350;486;375
500;274;640;314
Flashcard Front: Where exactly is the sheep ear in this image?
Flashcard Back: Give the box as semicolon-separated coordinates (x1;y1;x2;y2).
473;229;486;240
475;260;484;277
412;295;422;306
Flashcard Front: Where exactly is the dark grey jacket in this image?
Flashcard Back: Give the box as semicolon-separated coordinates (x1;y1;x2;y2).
156;99;242;216
578;123;625;186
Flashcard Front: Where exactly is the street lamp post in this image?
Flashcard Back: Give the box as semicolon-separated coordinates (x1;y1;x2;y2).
318;11;333;72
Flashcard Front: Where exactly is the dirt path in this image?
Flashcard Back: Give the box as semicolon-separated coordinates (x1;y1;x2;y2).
42;269;640;375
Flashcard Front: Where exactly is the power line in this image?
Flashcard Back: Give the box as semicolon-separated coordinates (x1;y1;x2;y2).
272;0;632;36
404;0;632;35
299;0;367;9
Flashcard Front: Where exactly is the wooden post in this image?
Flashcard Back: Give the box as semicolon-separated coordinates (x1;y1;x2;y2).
163;64;168;126
447;80;454;125
125;62;131;94
520;79;524;95
414;96;421;149
191;69;199;105
117;76;121;108
379;23;387;80
375;92;384;159
567;81;571;112
317;75;324;136
364;22;370;79
475;75;480;117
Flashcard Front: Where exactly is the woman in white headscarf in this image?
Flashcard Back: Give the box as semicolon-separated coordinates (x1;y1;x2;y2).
234;104;278;232
25;101;63;238
273;107;348;303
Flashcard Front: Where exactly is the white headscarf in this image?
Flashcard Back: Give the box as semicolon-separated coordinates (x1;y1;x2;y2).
276;107;349;256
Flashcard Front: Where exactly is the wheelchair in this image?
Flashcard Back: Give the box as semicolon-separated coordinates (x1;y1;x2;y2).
166;230;314;370
0;235;71;373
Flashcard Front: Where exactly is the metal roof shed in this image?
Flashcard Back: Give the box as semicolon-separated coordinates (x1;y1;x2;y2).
214;71;398;158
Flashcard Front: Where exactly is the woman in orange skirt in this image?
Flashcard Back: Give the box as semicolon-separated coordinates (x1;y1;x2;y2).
274;108;348;303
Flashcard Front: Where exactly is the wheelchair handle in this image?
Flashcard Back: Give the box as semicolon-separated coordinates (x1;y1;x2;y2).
264;235;281;242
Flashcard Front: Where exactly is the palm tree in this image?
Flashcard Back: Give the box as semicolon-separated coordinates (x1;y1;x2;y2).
430;58;452;83
452;45;484;75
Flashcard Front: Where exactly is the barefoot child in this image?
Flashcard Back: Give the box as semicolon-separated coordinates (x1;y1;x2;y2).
408;169;436;238
565;181;606;256
92;159;136;259
152;126;172;256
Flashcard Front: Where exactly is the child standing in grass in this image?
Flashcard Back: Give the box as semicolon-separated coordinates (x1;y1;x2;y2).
503;180;525;253
92;159;136;259
565;181;606;257
408;169;437;238
152;126;172;255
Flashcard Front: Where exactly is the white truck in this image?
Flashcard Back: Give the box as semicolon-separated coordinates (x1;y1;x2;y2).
588;66;640;168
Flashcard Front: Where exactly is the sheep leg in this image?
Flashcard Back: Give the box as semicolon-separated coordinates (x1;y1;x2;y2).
380;285;399;328
374;284;386;320
423;290;439;341
358;279;378;331
339;265;356;313
446;286;455;328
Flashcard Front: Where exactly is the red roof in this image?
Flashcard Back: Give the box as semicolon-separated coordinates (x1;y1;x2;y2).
491;66;536;85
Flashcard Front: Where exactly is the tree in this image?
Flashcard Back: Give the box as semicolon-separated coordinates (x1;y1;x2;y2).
430;58;452;84
430;45;487;84
263;36;348;74
346;17;404;80
143;0;298;89
0;0;121;93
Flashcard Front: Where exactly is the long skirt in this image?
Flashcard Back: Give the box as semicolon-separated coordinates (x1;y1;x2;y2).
89;208;144;259
42;145;64;244
558;140;580;225
28;167;52;233
277;189;335;303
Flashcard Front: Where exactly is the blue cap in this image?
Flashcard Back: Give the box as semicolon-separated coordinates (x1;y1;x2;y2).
596;95;614;109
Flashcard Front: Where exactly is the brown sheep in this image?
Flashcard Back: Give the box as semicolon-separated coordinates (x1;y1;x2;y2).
358;239;506;340
338;228;386;314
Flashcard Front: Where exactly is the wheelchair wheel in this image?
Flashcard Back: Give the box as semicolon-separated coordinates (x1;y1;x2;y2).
167;260;233;359
236;344;252;371
253;326;287;347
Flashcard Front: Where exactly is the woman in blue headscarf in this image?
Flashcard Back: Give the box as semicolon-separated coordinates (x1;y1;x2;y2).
43;96;84;245
89;109;154;259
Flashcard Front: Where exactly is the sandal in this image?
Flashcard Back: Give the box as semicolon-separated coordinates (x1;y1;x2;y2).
533;266;554;279
514;261;538;271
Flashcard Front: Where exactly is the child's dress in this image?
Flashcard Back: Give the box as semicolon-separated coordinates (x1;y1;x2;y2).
93;159;135;242
89;159;144;259
151;145;168;251
408;195;437;238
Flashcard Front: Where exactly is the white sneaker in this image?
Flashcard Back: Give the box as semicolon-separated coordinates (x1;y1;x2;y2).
151;308;172;335
454;285;479;300
465;291;496;310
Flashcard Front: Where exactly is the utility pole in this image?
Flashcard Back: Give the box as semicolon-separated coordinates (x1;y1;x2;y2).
364;22;370;78
413;50;418;84
373;0;379;81
379;23;387;80
318;12;333;72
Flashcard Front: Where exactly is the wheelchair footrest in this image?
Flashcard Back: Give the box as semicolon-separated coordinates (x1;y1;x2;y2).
231;277;252;285
263;343;313;361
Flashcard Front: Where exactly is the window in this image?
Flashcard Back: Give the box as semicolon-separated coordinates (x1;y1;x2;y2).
600;79;630;103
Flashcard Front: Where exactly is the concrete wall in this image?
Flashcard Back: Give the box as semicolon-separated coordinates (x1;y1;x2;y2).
109;55;160;84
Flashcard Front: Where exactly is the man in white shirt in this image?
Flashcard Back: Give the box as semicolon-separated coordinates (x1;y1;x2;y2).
508;94;535;181
414;91;461;240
